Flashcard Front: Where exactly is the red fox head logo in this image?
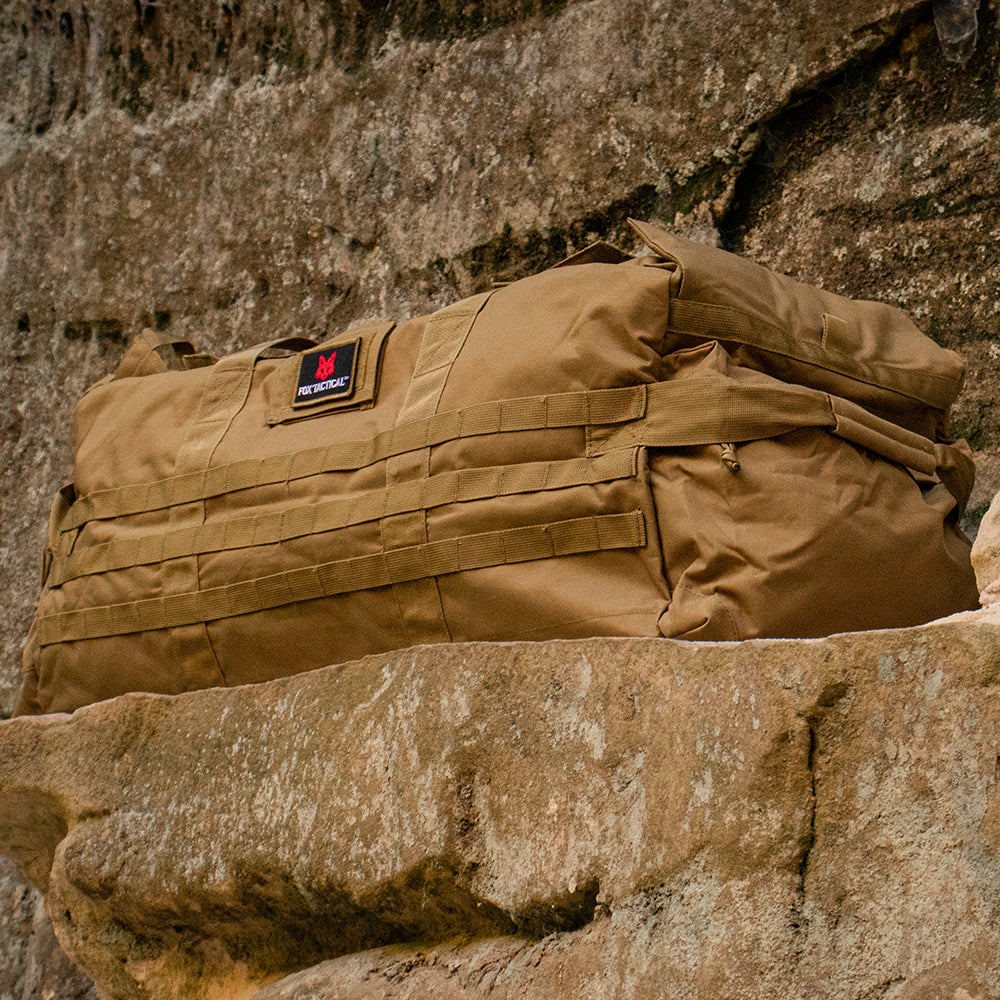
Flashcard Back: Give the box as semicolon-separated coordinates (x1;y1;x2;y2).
314;351;337;380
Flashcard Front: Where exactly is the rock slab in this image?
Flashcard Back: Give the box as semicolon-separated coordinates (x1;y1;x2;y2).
2;621;1000;999
8;0;998;717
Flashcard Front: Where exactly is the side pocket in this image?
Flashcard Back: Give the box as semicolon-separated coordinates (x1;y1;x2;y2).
647;443;748;641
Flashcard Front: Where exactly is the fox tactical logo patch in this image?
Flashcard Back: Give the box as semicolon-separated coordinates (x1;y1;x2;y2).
295;339;358;405
314;351;337;381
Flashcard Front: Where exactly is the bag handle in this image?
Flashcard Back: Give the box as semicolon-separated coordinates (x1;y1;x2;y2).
112;331;318;384
110;329;197;382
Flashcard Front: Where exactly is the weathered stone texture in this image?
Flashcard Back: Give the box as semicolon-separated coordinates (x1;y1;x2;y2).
2;623;1000;999
0;856;96;1000
728;13;1000;517
3;0;982;718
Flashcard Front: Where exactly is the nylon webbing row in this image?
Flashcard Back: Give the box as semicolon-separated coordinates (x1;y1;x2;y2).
668;298;960;410
50;450;637;585
61;376;945;533
63;384;647;531
595;378;938;476
38;509;646;645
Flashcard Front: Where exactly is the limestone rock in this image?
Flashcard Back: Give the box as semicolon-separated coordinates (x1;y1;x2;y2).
0;0;972;718
972;488;1000;603
0;856;97;1000
2;623;1000;1000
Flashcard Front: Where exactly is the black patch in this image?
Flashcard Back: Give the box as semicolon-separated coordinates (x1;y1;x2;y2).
294;340;358;406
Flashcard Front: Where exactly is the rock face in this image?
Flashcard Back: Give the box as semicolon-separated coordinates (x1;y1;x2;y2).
3;621;1000;1000
0;856;95;1000
3;0;1000;717
2;1;998;996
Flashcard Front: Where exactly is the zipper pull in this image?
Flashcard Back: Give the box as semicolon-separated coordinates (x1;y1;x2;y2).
719;443;741;473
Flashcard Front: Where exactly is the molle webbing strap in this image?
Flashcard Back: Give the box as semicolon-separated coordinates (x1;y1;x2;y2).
399;292;493;419
50;450;638;585
61;378;948;534
37;510;646;645
381;290;494;645
668;298;961;411
62;385;646;530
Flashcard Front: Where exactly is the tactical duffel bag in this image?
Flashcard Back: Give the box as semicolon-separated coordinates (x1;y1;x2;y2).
17;220;979;715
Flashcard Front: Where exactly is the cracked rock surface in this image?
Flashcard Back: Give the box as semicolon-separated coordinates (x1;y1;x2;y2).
2;626;1000;999
5;0;998;716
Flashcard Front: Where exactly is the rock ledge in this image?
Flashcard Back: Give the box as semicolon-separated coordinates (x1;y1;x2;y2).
3;617;1000;999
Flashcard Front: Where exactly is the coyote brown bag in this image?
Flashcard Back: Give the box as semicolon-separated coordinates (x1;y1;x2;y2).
17;220;979;715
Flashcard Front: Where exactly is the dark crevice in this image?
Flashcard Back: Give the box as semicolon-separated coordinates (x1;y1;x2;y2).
512;878;600;938
456;186;666;281
801;723;818;880
867;977;908;1000
62;319;126;349
82;856;520;987
791;721;817;944
406;186;669;300
409;2;950;301
719;0;957;251
790;684;848;948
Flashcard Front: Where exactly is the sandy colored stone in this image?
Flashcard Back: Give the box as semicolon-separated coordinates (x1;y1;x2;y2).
0;0;960;717
2;619;1000;1000
973;488;1000;603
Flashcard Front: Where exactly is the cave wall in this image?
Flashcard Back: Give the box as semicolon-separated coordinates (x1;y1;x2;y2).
6;0;1000;717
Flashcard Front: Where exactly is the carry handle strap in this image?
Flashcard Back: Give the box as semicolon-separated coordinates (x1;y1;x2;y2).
933;439;976;517
596;379;970;508
255;336;318;359
111;329;197;382
112;331;318;384
829;396;973;510
827;396;938;476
